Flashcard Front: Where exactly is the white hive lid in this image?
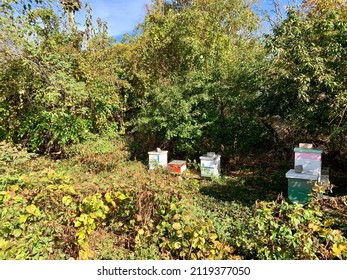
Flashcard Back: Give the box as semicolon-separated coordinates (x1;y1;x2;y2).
285;169;319;180
148;150;168;155
200;153;220;160
168;160;186;165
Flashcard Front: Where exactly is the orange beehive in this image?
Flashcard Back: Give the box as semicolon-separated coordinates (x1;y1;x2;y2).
168;160;186;173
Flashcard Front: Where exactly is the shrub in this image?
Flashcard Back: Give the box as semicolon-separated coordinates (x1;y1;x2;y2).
235;197;347;260
68;136;130;173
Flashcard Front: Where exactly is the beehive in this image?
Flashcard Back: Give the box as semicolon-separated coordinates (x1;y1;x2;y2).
148;149;168;170
286;144;327;203
286;169;319;203
199;152;221;177
168;160;186;173
294;147;323;176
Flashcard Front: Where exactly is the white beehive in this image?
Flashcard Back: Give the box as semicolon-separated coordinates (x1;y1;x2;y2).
148;149;168;170
294;147;323;177
286;144;328;203
199;152;221;177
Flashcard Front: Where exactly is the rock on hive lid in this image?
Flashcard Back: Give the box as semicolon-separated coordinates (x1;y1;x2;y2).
148;150;168;155
299;143;313;149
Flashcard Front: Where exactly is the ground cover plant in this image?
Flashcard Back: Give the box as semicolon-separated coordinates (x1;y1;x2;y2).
1;139;346;260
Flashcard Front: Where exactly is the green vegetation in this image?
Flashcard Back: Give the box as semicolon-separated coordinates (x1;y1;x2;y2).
0;0;346;259
1;139;346;260
262;0;347;155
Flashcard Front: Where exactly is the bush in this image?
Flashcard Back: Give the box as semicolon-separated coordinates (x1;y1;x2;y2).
68;135;130;173
0;141;36;175
235;197;347;260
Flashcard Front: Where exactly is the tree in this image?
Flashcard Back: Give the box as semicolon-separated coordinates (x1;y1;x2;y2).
60;0;82;29
261;0;347;154
126;0;268;156
0;0;126;154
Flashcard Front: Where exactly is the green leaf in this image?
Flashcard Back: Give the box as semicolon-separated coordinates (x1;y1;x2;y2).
13;228;22;238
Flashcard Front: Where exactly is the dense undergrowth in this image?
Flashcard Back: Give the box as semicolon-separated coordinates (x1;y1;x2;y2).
0;139;346;260
1;0;346;261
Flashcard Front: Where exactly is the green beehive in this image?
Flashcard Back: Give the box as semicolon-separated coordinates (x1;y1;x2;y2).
286;170;318;203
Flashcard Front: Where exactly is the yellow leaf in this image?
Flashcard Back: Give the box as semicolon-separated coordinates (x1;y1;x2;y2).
47;170;55;179
34;208;41;217
74;220;82;227
77;231;86;242
191;253;197;260
0;238;9;249
62;195;72;206
308;223;320;231
332;243;343;257
88;217;94;225
105;192;112;201
324;219;334;227
172;223;181;230
210;233;218;240
184;226;192;233
138;229;145;235
183;215;191;222
18;215;28;224
11;185;19;192
26;204;37;214
46;184;57;190
116;192;127;200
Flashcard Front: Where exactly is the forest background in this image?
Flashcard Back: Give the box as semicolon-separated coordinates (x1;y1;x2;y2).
1;0;346;161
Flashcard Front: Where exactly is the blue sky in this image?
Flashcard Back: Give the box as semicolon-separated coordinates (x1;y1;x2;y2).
75;0;151;39
74;0;302;39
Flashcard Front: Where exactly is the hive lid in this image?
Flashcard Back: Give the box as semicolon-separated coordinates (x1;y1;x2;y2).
168;160;186;166
200;153;220;160
148;150;168;155
285;169;319;180
294;147;323;154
